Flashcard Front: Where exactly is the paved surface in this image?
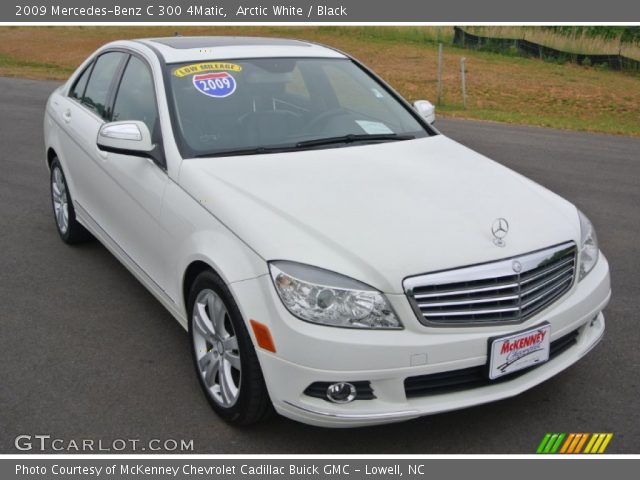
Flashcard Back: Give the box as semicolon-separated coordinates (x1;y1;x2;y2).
1;77;638;453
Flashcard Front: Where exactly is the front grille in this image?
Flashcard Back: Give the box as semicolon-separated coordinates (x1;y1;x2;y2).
404;242;577;326
404;329;579;398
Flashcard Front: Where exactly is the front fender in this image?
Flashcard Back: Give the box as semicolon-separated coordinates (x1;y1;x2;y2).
161;181;268;322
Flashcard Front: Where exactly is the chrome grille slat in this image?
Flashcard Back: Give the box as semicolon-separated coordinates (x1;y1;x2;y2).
404;242;577;327
521;277;572;309
417;293;519;308
520;257;574;285
413;281;519;299
423;306;520;317
519;267;574;298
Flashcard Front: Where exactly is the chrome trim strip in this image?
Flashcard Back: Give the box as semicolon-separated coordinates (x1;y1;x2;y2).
413;281;519;299
520;257;574;285
405;242;575;289
520;268;574;298
423;306;520;317
282;401;419;420
417;293;519;308
520;279;571;309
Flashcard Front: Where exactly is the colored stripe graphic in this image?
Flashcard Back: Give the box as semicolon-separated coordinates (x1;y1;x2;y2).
598;433;613;453
584;434;599;453
537;433;613;454
559;433;575;453
584;433;614;454
536;433;552;453
550;433;565;453
574;433;589;453
537;433;566;454
567;433;583;453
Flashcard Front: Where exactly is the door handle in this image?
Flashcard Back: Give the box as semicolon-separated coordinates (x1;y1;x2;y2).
62;109;72;123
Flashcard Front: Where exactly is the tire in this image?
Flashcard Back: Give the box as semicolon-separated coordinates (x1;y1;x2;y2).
188;270;273;425
50;158;93;244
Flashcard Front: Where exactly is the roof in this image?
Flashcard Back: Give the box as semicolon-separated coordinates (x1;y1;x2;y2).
148;36;310;49
137;36;346;64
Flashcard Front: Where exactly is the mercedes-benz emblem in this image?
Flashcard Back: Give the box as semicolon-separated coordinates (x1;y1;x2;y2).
512;260;523;273
491;218;509;247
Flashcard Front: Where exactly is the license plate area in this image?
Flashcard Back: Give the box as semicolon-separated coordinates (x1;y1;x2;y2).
488;323;551;380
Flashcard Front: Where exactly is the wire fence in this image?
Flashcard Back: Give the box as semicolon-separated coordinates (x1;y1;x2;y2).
453;27;640;72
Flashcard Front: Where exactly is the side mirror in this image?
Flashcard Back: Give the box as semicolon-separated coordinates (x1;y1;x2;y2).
413;100;436;124
97;121;154;156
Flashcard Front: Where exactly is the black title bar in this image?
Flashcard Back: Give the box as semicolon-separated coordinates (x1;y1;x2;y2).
5;0;640;22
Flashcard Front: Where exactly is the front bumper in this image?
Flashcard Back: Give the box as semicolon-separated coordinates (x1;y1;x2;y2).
230;253;610;427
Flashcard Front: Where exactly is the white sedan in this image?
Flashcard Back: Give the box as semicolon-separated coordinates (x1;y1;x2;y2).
44;36;610;427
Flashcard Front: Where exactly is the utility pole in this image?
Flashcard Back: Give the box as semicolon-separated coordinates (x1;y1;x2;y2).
437;43;443;105
460;57;467;109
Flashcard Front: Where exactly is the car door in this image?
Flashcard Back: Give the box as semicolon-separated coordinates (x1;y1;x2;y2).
96;53;170;288
57;51;128;224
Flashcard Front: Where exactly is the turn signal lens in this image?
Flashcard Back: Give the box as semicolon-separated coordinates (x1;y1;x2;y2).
250;319;276;353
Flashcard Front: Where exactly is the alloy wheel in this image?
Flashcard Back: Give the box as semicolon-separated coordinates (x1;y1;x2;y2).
192;289;242;407
51;166;69;234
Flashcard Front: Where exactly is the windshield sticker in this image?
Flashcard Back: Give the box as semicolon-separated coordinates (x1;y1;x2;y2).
173;62;242;77
193;72;237;98
356;120;394;135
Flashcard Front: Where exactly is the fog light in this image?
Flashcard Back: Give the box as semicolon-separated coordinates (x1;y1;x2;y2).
326;382;357;403
304;381;374;401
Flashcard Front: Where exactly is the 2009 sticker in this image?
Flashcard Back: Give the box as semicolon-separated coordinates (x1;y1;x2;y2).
193;72;236;98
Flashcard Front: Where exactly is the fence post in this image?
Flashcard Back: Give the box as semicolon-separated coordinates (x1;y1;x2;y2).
460;57;467;109
437;43;443;105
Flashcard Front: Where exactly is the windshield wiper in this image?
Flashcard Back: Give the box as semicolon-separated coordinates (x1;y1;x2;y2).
295;133;414;149
192;145;299;158
191;133;415;158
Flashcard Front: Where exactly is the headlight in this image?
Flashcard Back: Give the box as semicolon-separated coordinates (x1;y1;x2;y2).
269;261;402;329
578;210;599;281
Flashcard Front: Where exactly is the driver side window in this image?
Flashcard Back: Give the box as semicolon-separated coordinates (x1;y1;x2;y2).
112;56;159;135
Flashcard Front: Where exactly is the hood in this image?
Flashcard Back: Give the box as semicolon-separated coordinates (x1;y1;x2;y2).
179;135;580;293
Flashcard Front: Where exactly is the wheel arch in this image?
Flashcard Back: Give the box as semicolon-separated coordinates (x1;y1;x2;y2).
46;147;57;170
182;260;216;316
179;248;266;316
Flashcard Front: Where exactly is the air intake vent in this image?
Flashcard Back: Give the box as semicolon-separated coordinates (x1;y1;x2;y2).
404;329;579;398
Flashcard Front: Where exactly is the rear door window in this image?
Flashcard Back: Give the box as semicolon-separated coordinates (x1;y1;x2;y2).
69;63;92;101
82;52;126;119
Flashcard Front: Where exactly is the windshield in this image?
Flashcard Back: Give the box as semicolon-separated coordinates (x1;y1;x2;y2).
166;57;431;157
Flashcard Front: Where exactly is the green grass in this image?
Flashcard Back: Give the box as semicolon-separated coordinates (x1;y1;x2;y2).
317;26;455;46
1;26;639;137
0;53;73;78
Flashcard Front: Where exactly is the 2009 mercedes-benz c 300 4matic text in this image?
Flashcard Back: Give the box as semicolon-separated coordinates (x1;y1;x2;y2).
44;37;610;427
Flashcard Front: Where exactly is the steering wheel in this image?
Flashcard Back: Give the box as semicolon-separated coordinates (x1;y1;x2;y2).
307;108;352;131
